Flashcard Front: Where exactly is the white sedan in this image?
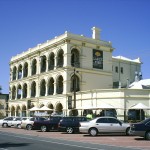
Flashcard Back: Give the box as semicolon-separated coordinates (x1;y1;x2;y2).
79;117;131;136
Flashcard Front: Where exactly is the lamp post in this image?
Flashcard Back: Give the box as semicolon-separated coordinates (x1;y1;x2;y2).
73;68;76;109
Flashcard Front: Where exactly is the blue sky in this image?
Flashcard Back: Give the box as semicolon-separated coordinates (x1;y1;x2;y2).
0;0;150;94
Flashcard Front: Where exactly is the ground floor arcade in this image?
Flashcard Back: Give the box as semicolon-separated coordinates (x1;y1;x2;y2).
8;88;150;122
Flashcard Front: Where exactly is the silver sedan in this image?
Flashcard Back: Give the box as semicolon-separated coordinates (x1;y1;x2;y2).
79;117;131;136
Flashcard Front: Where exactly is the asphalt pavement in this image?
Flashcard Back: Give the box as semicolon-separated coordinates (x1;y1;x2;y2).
0;127;149;150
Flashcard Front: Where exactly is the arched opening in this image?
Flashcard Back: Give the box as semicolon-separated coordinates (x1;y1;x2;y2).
22;105;27;117
12;66;17;80
23;62;28;78
71;48;80;67
48;103;54;110
40;79;46;96
18;65;22;79
17;85;22;99
40;55;47;73
11;106;15;116
48;52;55;70
56;76;63;94
70;74;80;92
31;81;36;97
12;86;16;99
55;103;63;115
16;106;21;117
39;103;44;108
47;104;54;115
57;50;64;68
32;59;37;75
0;111;4;118
48;78;54;95
23;83;27;98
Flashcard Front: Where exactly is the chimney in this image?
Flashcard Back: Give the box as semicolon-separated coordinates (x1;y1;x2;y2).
92;27;101;40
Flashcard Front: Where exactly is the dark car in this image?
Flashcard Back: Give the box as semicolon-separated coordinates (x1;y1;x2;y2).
130;117;150;140
33;116;62;132
58;116;87;134
21;117;47;130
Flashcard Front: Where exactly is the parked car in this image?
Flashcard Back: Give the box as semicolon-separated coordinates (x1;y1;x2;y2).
12;117;29;128
21;117;47;130
58;116;87;134
33;116;62;132
130;118;150;140
0;116;18;127
79;116;131;136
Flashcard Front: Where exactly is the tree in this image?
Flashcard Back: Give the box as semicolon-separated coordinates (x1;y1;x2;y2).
0;86;2;94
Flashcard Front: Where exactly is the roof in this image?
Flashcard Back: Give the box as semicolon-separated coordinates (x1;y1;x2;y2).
112;56;142;63
129;79;150;89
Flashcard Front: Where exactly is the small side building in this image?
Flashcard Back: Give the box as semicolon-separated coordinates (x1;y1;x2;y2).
0;94;9;118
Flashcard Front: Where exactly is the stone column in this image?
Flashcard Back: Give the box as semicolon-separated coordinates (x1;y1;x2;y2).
54;56;57;70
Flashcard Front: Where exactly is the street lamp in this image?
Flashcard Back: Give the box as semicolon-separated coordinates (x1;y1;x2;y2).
73;68;76;109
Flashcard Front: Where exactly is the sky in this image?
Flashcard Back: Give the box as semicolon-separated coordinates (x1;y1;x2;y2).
0;0;150;94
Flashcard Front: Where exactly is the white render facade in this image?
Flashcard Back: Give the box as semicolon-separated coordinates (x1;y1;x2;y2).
8;27;150;119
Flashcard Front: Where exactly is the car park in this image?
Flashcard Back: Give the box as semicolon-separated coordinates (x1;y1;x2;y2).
79;116;131;136
58;116;87;134
130;117;150;140
33;116;62;132
21;117;47;130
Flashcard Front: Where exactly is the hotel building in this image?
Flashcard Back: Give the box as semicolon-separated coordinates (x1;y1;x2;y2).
9;27;149;120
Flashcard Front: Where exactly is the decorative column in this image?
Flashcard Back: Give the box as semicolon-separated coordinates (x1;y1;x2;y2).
53;81;57;95
46;57;48;72
45;82;48;96
27;83;31;98
54;56;57;70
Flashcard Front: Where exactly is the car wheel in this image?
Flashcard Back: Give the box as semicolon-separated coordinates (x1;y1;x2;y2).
41;125;47;132
145;131;150;140
126;127;131;136
17;124;21;129
66;127;74;134
26;124;32;130
89;128;98;136
2;123;8;128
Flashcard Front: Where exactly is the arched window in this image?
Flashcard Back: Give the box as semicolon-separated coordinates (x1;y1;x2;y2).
18;65;22;79
17;84;22;99
12;66;17;80
12;86;16;99
31;81;36;97
48;78;54;95
57;50;64;68
48;52;55;70
22;105;27;117
23;83;27;98
71;49;80;67
23;62;28;78
56;76;63;94
40;79;46;96
70;74;80;92
31;59;37;75
40;55;46;73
